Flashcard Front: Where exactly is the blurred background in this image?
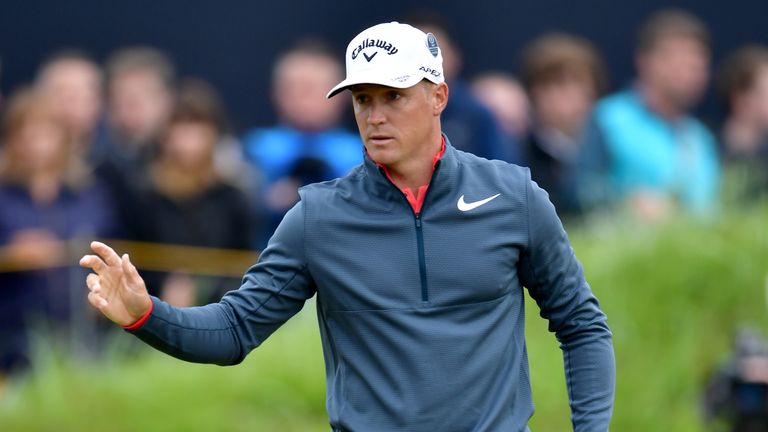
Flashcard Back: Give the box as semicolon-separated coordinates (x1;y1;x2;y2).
0;0;767;431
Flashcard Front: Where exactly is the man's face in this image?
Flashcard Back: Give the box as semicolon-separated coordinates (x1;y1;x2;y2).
109;69;172;143
638;34;710;111
162;121;217;171
273;53;345;132
39;60;102;138
532;74;596;136
350;81;447;168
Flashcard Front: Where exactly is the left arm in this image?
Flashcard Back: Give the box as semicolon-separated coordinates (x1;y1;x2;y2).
518;172;615;431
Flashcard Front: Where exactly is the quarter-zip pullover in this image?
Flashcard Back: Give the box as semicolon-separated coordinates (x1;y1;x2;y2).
130;137;615;431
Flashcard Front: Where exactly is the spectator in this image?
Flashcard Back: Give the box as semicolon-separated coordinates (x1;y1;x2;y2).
718;44;768;200
520;33;608;218
34;50;103;153
589;9;720;220
134;80;255;306
470;72;529;163
0;88;117;374
241;39;361;245
407;11;508;161
101;47;175;156
93;47;177;238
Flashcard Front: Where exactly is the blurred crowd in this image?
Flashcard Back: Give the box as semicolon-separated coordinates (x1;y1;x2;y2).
1;8;767;377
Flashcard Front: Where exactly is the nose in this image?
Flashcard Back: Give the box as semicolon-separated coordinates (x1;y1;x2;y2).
366;100;386;125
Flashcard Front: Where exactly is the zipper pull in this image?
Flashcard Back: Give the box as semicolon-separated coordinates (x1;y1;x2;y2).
415;214;422;228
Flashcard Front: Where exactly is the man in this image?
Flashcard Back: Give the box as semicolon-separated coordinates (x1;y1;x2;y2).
102;46;176;154
81;22;615;431
241;39;361;246
34;50;104;152
588;9;720;221
91;46;177;239
518;32;608;219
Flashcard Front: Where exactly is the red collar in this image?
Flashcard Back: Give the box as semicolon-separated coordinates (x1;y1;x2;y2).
375;137;445;214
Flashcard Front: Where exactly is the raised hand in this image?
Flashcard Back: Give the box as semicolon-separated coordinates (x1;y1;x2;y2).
79;241;152;327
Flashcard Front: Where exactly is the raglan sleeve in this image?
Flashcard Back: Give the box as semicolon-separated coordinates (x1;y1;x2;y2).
517;170;616;431
128;199;316;366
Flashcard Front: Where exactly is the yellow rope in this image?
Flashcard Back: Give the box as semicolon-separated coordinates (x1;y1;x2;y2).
0;238;260;277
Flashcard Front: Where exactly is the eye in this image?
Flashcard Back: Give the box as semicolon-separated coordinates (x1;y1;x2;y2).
354;93;370;104
386;91;401;101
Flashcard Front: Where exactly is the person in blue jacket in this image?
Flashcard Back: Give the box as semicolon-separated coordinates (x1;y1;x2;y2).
241;39;363;247
589;9;720;220
81;22;615;432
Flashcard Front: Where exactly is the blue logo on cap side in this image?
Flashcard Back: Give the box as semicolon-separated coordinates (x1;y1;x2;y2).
426;33;439;57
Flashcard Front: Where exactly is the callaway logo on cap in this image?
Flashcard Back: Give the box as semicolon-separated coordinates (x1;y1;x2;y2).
326;21;444;98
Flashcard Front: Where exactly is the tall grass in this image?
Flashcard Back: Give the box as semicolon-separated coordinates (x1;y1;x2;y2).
528;206;768;430
1;207;766;431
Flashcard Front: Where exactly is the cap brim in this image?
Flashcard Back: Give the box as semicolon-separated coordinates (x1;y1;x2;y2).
326;72;423;99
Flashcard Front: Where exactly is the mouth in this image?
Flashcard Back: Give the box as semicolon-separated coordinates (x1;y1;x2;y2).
367;134;394;145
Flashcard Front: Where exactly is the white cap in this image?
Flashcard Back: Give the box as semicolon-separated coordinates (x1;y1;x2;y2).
326;22;444;98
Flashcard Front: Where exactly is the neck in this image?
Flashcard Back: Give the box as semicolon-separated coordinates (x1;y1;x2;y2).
638;83;684;121
28;171;62;204
380;134;442;192
152;161;214;199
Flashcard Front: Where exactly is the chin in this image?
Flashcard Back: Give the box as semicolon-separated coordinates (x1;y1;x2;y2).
366;148;398;166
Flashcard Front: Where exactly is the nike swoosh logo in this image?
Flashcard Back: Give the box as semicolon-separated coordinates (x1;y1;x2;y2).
457;194;501;211
363;51;377;62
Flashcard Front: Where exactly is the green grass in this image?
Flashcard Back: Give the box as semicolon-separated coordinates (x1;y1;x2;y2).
527;207;768;430
0;308;328;432
1;206;766;431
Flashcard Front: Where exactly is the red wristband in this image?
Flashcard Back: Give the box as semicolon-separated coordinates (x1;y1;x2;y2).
122;300;154;331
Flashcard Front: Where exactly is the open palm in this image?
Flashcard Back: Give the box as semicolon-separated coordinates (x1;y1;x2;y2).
80;241;152;326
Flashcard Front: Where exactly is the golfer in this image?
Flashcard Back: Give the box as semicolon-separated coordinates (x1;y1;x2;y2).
81;22;615;431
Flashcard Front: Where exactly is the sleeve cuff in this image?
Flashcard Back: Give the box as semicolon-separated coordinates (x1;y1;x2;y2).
122;299;154;331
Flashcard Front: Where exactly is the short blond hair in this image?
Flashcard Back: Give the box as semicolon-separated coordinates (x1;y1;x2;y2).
636;9;710;54
521;32;607;95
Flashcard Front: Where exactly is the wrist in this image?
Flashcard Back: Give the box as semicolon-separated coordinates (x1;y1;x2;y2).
123;299;154;331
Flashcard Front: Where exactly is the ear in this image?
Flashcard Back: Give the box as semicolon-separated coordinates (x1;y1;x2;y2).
433;82;449;116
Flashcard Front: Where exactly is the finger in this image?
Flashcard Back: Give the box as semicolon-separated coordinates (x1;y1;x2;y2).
122;254;143;287
90;241;121;267
88;290;108;309
86;273;100;291
80;255;106;273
